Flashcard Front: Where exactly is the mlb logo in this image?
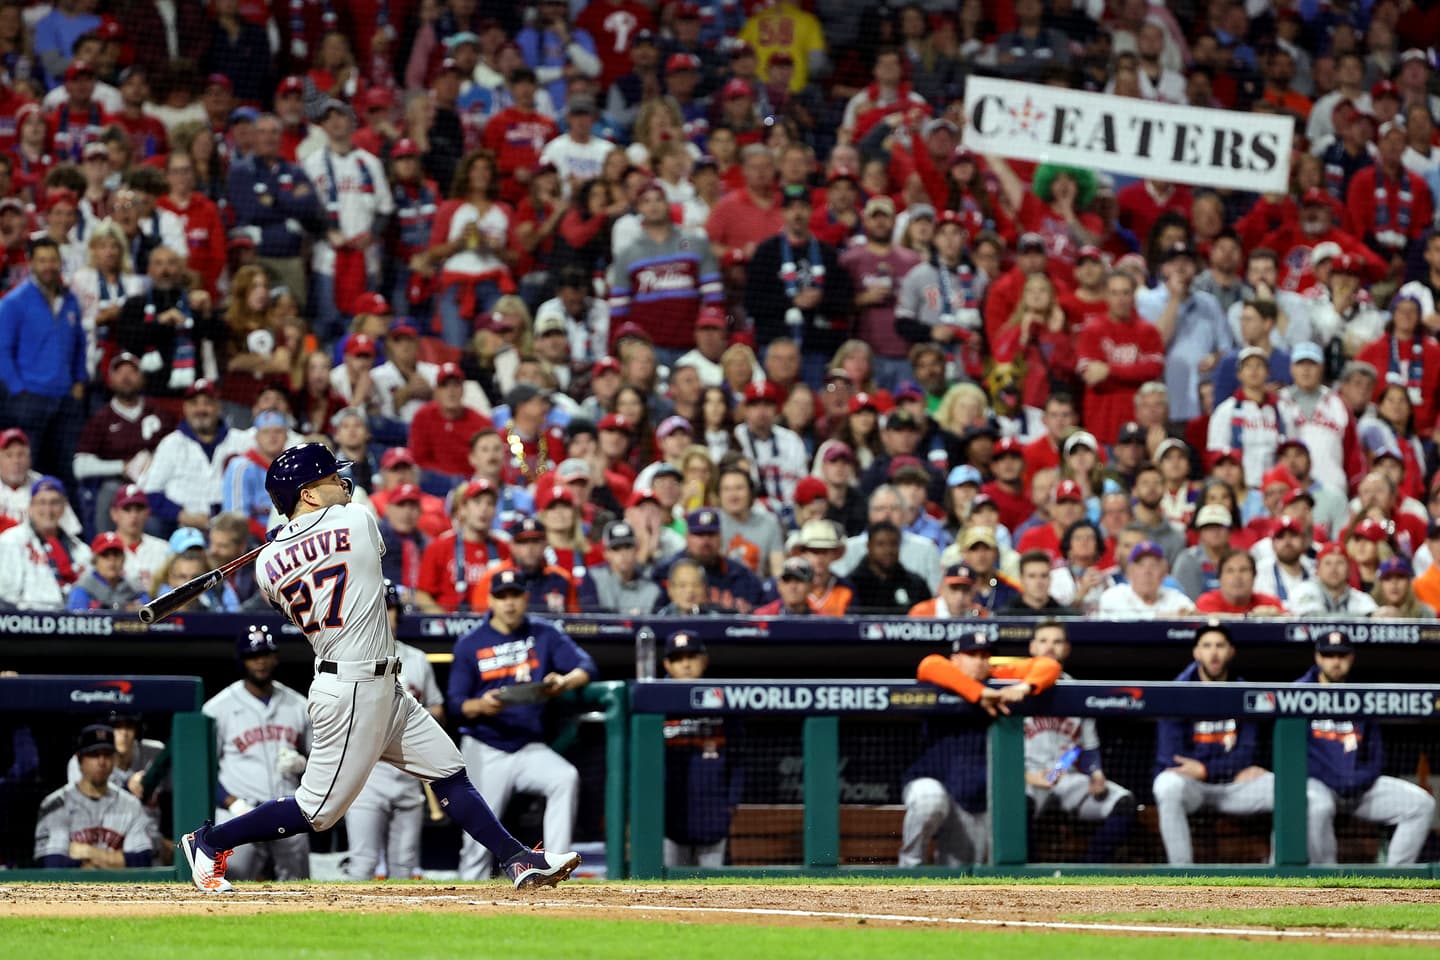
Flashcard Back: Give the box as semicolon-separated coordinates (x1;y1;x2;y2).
864;623;884;640
1245;691;1277;713
423;620;446;636
690;687;724;709
1286;624;1310;642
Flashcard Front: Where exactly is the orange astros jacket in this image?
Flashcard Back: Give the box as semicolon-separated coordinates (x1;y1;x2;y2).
916;654;1062;704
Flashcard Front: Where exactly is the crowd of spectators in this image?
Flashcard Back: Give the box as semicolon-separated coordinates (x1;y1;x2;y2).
0;0;1439;621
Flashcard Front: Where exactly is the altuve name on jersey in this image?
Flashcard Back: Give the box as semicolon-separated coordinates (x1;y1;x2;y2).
263;528;353;584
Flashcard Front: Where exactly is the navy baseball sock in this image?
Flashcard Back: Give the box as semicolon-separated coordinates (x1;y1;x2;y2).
430;769;527;864
205;797;314;851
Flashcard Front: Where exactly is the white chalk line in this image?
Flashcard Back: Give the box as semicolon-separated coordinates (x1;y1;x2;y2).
11;889;1440;942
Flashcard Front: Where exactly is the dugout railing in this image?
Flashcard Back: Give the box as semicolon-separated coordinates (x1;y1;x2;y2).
0;674;212;883
627;679;1440;879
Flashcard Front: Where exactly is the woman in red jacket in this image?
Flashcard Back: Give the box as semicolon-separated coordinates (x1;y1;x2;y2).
990;273;1077;410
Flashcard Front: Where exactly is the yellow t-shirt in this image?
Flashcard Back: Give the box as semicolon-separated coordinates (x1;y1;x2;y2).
738;3;826;93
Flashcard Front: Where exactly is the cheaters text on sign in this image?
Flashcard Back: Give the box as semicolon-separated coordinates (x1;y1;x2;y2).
963;77;1293;194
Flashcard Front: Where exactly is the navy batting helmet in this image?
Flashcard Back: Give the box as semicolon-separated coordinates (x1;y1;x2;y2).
238;624;278;659
265;443;352;516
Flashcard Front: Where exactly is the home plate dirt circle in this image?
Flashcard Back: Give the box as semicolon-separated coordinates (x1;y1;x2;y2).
3;883;1439;942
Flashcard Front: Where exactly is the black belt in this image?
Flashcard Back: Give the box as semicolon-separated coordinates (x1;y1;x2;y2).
318;660;396;676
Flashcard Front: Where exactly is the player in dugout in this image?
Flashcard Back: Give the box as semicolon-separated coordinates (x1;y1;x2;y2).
899;628;1062;866
1298;631;1435;866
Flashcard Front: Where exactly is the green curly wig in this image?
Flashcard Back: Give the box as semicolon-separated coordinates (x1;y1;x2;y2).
1032;164;1098;209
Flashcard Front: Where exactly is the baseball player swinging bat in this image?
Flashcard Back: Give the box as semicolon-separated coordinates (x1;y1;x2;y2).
137;545;266;624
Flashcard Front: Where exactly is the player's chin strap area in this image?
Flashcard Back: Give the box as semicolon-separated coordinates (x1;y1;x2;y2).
314;657;402;681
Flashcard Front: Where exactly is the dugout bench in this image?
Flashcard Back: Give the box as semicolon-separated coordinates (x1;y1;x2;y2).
627;679;1440;879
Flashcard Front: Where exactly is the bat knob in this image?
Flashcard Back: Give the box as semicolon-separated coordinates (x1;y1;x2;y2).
138;606;155;624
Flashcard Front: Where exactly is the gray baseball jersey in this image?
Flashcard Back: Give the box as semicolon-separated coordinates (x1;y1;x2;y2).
258;502;395;662
204;680;311;805
34;782;151;862
66;737;166;852
255;500;465;831
344;642;444;880
1023;673;1132;819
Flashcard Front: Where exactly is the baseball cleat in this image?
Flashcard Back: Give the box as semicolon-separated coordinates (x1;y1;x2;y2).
503;847;582;889
181;823;234;894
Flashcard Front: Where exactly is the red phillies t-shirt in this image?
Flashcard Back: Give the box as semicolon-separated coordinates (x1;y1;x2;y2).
576;0;655;86
417;530;510;612
1194;591;1287;614
408;403;493;477
980;482;1034;534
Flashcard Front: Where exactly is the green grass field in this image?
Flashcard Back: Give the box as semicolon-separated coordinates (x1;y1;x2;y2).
3;915;1433;960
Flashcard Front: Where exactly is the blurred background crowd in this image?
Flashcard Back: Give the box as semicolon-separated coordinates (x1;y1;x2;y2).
0;0;1439;620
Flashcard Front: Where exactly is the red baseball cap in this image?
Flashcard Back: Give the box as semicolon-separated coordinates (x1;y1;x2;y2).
1273;515;1304;535
1350;518;1390;543
1317;541;1349;562
722;77;753;101
743;381;785;405
536;483;577;511
848;392;891;415
1208;448;1244;469
277;75;306;97
345;333;377;357
380;447;417;470
627;486;660;508
351;291;391;316
666;52;701;74
936;209;965;228
598;413;633;433
1261;465;1298;490
390;483;422;505
436;361;464;384
90;532;125;555
64;60;96;82
794;476;827;506
592;356;622;378
1300;187;1331;207
362;86;395;111
827;166;858;185
112;483;148;509
993;436;1024;458
387;321;419;339
696;305;728;329
1053;479;1085;503
205;73;233;92
184;379;217;399
454;478;497;505
0;427;30;449
391;138;421;159
612;321;652;345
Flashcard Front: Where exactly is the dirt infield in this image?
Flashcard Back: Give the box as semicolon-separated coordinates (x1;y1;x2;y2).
4;881;1440;942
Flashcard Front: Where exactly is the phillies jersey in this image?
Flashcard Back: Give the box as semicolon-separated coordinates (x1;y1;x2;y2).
1277;385;1361;493
34;781;151;863
577;0;655;86
259;502;395;662
301;145;395;276
203;679;312;807
607;227;723;348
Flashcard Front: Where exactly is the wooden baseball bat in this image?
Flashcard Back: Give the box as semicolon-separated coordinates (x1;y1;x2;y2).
138;544;267;624
423;781;445;822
